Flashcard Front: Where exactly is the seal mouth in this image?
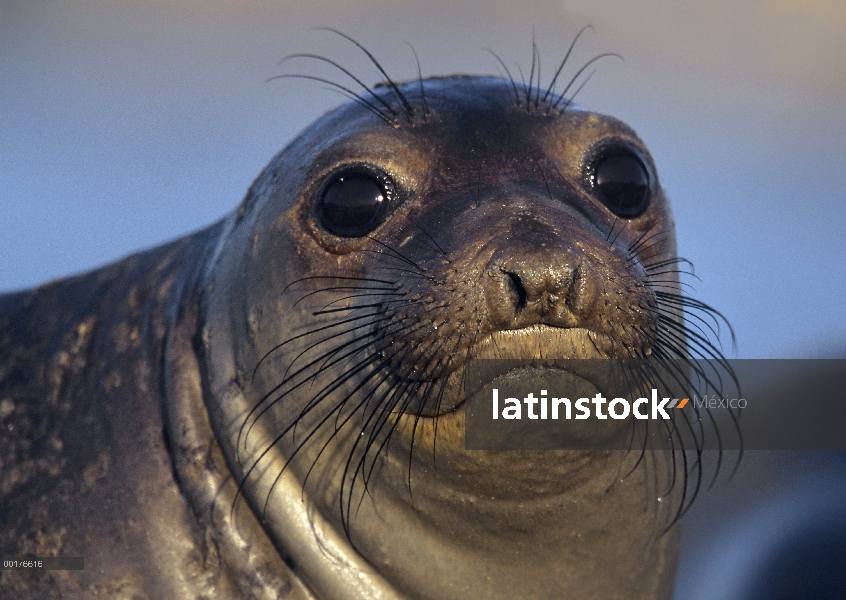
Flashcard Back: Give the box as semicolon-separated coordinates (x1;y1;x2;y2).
469;324;618;361
407;324;622;417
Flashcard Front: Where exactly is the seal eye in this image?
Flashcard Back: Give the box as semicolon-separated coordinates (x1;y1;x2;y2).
318;171;393;237
593;153;650;218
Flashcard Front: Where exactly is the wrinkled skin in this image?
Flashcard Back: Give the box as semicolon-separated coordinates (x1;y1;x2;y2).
0;76;682;598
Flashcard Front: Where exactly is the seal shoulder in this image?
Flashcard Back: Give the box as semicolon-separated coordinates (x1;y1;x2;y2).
0;227;227;598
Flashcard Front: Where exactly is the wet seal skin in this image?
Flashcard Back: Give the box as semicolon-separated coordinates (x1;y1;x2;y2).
0;33;733;599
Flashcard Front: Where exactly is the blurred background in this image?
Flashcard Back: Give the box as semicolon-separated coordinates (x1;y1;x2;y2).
2;1;845;597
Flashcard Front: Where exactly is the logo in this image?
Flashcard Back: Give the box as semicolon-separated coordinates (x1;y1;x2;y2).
491;388;694;421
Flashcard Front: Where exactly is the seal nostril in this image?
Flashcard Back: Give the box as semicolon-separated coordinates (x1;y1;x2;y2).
505;271;528;310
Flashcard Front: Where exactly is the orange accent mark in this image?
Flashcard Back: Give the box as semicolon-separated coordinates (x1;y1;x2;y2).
676;398;689;409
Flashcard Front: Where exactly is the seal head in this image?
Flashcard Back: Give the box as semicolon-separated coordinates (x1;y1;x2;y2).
200;75;681;599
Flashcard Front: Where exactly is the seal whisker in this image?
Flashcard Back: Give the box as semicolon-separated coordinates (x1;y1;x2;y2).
281;313;395;381
339;374;421;536
629;240;667;267
655;296;725;343
267;74;397;125
241;321;401;451
406;43;430;121
656;406;684;518
356;251;429;275
315;290;409;313
630;235;667;260
303;360;415;489
655;292;736;350
659;314;732;368
628;360;689;453
355;366;447;502
280;53;400;117
485;49;521;107
527;30;538;110
235;349;386;518
363;267;430;281
397;215;449;259
428;353;459;467
656;304;720;345
606;216;627;247
281;275;397;295
516;64;530;110
281;313;391;380
649;281;693;295
656;323;723;374
651;334;688;360
340;323;462;515
648;355;715;507
260;354;395;517
542;24;594;105
316;28;416;122
272;348;394;459
642;256;696;275
306;317;429;388
292;284;397;309
532;154;554;200
558;69;596;112
551;52;623;111
411;376;446;474
398;381;436;495
627;226;664;255
585;329;610;358
617;364;664;478
364;236;427;271
358;378;420;490
645;267;695;280
643;362;706;527
252;309;385;382
312;301;401;316
651;334;743;478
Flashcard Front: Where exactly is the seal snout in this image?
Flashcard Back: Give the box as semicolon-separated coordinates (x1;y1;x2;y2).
484;239;593;331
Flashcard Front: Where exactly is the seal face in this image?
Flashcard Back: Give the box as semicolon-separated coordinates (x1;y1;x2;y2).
0;65;725;599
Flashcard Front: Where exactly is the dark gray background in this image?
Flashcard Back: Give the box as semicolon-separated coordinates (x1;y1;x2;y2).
3;1;845;598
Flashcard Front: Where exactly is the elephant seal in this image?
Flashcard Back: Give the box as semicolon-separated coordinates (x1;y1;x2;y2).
0;46;723;598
